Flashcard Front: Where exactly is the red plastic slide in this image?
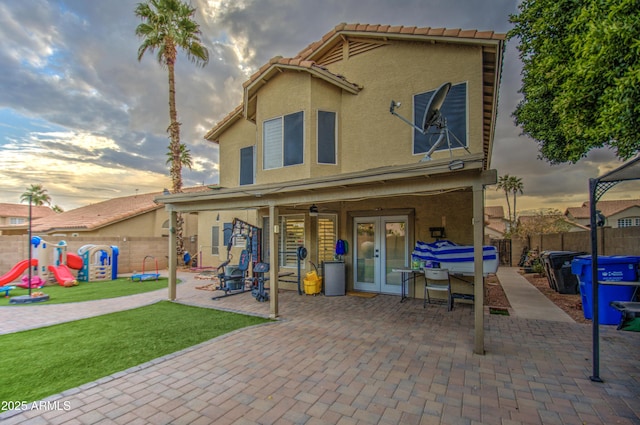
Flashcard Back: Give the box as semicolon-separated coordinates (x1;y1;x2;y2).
0;259;38;285
48;265;78;286
67;253;83;270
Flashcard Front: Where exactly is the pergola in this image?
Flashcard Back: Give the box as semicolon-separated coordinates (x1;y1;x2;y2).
588;154;640;382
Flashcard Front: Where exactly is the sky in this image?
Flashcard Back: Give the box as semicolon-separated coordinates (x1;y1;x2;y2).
1;0;638;214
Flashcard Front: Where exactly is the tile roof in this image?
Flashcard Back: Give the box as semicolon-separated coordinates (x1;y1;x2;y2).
565;199;640;219
29;187;209;233
295;23;505;61
0;203;57;220
205;22;505;147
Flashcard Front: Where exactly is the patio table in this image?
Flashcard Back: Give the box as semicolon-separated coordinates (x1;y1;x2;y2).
392;268;423;302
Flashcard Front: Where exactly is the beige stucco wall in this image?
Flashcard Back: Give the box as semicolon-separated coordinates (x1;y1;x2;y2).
217;119;258;188
216;39;486;188
329;41;484;171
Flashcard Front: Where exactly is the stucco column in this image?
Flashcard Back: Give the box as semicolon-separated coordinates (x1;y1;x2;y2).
168;209;177;301
472;183;485;355
269;204;279;318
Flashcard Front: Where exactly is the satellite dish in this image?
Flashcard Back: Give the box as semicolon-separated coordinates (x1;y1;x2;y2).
389;81;470;162
421;82;451;132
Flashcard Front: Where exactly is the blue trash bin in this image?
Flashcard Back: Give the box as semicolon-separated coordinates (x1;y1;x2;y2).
571;255;640;325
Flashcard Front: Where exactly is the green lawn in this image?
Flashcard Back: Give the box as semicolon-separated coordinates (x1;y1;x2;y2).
0;301;270;410
0;277;175;306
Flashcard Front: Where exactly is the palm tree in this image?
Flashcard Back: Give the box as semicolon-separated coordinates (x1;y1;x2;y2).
496;175;513;229
20;184;52;206
135;0;209;254
166;142;193;171
509;176;524;226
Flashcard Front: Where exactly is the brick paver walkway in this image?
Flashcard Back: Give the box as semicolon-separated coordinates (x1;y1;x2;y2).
1;270;638;424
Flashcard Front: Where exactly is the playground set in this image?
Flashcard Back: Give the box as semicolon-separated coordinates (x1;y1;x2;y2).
0;237;119;297
131;255;160;281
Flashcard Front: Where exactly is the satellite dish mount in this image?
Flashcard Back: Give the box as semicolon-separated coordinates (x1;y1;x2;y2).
389;82;470;161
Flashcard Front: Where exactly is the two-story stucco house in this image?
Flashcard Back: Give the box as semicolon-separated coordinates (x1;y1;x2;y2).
159;23;504;353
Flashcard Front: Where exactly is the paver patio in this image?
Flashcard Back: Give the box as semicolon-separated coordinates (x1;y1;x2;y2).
1;269;638;424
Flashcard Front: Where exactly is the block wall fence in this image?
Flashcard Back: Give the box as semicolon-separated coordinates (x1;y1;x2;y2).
0;236;169;276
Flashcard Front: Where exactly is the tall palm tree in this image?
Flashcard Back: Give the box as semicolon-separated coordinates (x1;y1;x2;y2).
20;184;52;206
166;142;193;171
496;175;513;229
509;176;524;226
135;0;209;254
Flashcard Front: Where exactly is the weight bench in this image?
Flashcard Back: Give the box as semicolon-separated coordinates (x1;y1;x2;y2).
610;301;640;331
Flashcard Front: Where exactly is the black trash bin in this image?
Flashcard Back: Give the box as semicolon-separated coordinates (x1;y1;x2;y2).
542;251;586;294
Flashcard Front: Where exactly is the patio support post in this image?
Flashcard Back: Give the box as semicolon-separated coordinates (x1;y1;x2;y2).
269;204;279;319
472;183;485;355
588;178;602;382
168;209;177;301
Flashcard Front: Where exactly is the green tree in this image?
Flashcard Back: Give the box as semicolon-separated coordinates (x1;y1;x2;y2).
135;0;209;254
514;209;574;240
508;0;640;163
20;184;52;206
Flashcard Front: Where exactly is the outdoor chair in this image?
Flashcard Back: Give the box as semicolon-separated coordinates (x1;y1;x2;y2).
424;268;453;311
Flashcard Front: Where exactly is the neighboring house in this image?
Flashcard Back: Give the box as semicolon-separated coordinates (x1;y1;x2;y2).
159;23;504;353
0;189;202;249
0;203;56;234
565;199;640;228
484;206;508;240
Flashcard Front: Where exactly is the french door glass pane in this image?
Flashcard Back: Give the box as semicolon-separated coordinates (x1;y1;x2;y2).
356;222;375;283
384;221;406;286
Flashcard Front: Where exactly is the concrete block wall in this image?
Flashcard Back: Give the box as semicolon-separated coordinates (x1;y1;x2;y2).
0;236;169;278
511;226;640;265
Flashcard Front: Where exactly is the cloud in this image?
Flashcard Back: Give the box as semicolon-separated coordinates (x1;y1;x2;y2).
0;0;637;213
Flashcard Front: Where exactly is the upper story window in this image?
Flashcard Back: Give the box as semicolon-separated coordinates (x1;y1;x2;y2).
618;217;640;227
413;82;468;155
239;146;255;185
317;111;336;164
10;217;26;225
263;111;304;170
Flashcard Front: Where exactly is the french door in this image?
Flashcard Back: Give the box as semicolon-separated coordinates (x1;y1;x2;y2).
353;216;408;294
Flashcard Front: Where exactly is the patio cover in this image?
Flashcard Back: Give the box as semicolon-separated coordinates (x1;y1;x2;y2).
158;156;496;354
588;154;640;382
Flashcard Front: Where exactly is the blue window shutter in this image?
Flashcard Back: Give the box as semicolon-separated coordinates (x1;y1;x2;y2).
413;82;467;155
